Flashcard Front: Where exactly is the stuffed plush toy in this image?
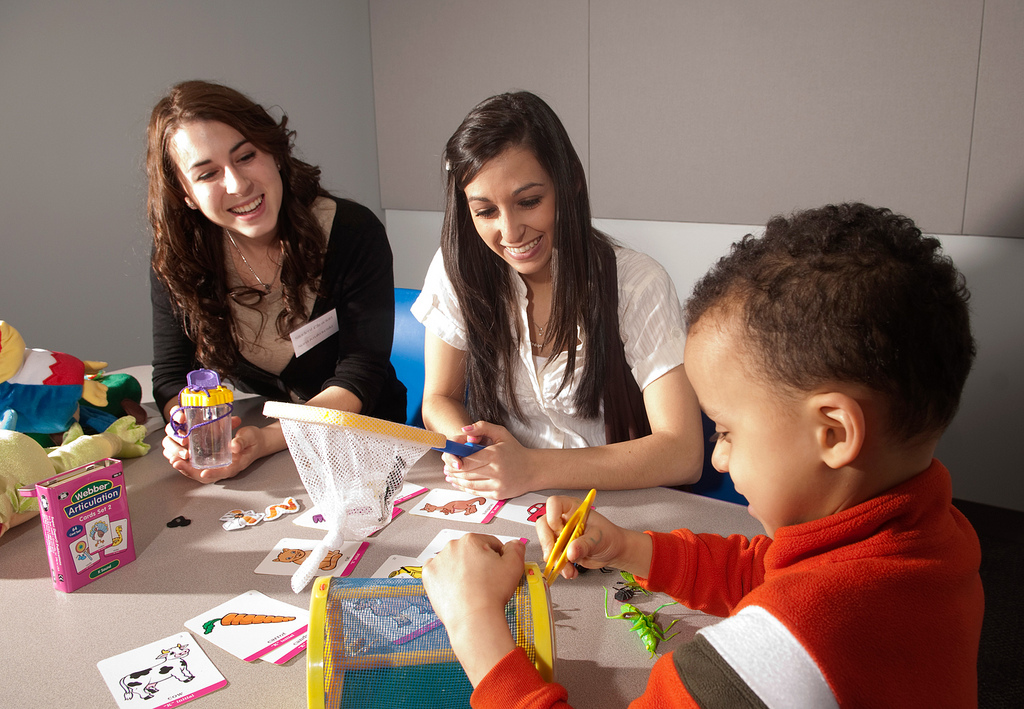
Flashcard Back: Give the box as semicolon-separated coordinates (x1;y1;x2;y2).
78;371;150;434
0;416;150;539
0;320;109;434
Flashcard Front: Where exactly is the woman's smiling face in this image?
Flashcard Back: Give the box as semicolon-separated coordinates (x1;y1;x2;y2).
463;146;556;284
171;120;283;243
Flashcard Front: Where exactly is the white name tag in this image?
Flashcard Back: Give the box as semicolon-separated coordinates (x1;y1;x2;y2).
290;309;339;358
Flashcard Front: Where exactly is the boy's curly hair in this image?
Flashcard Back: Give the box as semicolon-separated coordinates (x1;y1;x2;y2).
685;202;975;441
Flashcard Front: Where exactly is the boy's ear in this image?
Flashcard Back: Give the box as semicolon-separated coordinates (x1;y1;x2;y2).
808;392;865;469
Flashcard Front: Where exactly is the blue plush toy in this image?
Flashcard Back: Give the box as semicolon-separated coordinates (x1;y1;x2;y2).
0;320;109;434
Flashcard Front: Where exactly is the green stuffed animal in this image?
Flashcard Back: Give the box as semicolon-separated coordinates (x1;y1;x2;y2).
0;416;149;538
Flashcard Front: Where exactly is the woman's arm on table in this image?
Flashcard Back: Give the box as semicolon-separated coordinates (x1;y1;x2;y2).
421;331;474;436
441;362;705;499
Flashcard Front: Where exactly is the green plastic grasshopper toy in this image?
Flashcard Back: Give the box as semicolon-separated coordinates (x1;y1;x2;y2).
603;586;681;657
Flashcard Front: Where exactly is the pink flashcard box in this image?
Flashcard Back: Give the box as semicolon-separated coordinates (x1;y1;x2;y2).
19;457;135;592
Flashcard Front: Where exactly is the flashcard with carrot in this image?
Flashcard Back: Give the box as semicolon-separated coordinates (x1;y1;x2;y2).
184;590;308;662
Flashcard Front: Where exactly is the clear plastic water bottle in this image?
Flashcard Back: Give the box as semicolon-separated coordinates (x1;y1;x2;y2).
176;369;234;469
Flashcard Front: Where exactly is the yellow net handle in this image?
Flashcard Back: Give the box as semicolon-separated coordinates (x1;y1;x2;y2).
263;401;445;449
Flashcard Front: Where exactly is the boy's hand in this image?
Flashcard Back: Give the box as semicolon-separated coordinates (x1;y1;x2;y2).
537;495;653;581
422;534;523;685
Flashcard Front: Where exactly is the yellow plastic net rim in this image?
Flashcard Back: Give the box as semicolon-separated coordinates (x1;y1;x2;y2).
263;401;443;449
307;576;332;709
524;562;556;683
307;565;556;706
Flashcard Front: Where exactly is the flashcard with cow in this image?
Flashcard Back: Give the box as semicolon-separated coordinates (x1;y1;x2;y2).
184;590;308;662
407;489;505;523
417;529;529;562
97;631;225;709
494;492;550;526
254;537;367;577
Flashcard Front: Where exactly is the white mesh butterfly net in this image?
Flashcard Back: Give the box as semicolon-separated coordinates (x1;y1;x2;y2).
265;402;438;592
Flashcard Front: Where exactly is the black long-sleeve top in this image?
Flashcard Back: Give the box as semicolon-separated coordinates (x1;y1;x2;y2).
151;197;406;422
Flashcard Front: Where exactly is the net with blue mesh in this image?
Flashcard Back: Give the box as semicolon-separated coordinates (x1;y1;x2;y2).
308;567;554;709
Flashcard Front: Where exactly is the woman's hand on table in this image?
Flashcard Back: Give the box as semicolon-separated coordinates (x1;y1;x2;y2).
537;495;654;582
162;414;262;483
422;533;523;686
442;420;538;500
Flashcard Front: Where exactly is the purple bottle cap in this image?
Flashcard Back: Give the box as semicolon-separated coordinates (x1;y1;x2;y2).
186;368;221;390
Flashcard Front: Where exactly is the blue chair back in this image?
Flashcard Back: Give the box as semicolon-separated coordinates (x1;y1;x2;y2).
391;288;426;427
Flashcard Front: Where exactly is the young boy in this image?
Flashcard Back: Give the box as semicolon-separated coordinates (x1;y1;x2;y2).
421;203;984;708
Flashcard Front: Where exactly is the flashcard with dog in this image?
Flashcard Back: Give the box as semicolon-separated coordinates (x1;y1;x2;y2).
184;590;308;662
407;489;505;523
97;631;225;709
254;537;367;577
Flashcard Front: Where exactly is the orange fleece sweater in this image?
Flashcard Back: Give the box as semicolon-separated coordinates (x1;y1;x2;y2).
471;459;983;708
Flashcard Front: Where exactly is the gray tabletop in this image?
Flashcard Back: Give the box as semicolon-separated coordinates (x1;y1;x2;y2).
0;397;765;708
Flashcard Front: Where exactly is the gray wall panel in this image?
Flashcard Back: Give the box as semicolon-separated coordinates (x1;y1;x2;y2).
370;0;589;212
588;1;982;233
964;0;1024;238
0;0;381;370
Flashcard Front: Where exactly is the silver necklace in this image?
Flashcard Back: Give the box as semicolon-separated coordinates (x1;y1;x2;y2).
227;232;280;293
531;320;548;349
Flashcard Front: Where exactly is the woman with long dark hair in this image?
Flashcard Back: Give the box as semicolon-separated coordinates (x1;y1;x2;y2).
413;91;703;499
148;80;405;482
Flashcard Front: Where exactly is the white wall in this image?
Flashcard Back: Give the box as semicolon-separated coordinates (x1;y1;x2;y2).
2;1;1020;511
386;209;1024;512
0;0;381;370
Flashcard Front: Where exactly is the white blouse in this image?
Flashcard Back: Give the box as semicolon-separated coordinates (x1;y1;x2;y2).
412;245;687;448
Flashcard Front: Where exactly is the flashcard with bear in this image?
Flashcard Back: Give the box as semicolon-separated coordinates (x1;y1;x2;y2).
254;537;367;577
97;631;225;709
407;489;505;523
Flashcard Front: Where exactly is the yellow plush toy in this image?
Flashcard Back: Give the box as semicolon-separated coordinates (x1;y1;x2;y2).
0;416;149;539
